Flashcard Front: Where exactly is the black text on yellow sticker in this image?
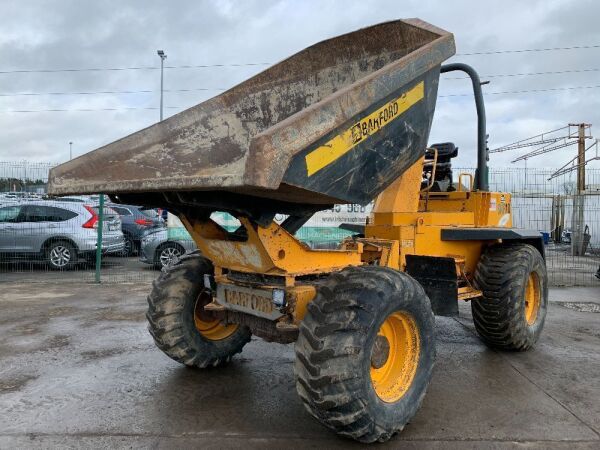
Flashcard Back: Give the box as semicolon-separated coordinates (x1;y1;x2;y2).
305;81;425;177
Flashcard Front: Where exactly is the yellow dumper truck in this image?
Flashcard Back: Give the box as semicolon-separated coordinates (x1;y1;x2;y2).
48;19;547;443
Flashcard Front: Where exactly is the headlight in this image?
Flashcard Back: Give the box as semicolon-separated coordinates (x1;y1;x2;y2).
272;289;286;308
143;233;160;244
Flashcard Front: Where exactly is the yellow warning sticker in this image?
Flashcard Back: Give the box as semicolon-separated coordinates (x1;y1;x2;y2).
305;81;425;177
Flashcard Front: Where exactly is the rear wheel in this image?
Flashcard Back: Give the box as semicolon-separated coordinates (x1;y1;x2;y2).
294;266;435;443
146;253;251;367
472;243;548;351
46;240;77;270
120;234;135;257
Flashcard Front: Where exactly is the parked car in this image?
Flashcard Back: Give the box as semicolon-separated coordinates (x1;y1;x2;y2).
139;227;197;269
104;203;164;256
0;201;124;269
46;195;95;203
0;192;42;201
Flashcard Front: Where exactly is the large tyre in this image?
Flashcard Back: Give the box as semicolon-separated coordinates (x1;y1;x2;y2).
472;243;547;351
146;253;251;367
294;266;435;443
46;240;77;270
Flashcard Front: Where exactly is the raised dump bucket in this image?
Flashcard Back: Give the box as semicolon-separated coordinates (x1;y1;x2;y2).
48;19;455;214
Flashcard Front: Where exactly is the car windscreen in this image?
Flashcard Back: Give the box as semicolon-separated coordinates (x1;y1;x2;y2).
92;207;119;218
140;208;159;219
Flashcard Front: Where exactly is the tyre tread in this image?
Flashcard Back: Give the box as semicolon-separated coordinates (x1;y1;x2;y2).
472;244;547;351
295;265;434;443
146;253;251;368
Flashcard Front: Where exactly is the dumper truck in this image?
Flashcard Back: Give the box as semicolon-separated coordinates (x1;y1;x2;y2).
48;19;547;443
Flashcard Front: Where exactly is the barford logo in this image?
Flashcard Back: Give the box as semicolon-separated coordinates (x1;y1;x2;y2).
350;98;402;144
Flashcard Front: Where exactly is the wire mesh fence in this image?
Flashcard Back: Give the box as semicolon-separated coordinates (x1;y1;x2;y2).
485;167;600;286
1;161;599;286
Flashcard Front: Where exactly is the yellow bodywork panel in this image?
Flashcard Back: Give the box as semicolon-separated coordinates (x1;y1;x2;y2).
422;191;512;227
289;285;317;324
182;157;516;326
366;159;513;275
374;156;424;213
366;221;483;274
181;216;361;276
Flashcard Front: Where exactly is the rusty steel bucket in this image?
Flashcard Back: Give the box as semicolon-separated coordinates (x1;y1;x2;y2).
48;19;455;214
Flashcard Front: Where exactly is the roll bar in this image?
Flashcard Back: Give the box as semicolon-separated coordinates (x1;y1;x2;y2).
440;63;489;191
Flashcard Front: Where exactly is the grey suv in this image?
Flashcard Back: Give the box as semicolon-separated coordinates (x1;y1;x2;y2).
0;201;124;269
104;203;163;256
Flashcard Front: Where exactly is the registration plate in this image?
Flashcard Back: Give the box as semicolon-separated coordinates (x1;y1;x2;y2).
216;284;284;320
108;223;119;231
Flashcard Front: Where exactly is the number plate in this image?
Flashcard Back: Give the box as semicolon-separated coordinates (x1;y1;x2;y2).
108;223;119;231
216;284;284;320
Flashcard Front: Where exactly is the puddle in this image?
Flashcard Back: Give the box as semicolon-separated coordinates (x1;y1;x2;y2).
555;302;600;313
0;375;38;393
0;292;71;301
80;348;125;361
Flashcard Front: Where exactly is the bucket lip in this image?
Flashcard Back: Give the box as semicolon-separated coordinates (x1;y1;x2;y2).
245;19;455;189
48;19;455;197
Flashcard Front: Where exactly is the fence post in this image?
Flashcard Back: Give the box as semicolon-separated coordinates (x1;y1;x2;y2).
571;194;586;256
95;194;104;283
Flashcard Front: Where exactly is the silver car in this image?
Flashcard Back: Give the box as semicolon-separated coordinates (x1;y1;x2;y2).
0;200;124;269
139;227;197;269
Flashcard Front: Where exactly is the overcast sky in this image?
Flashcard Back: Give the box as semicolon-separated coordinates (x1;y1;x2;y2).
0;0;599;172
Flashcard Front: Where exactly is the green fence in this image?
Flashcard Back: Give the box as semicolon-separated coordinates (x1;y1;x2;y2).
1;161;599;286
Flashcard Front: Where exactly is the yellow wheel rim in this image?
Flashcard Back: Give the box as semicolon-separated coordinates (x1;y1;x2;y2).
193;291;238;341
370;311;420;403
525;272;541;325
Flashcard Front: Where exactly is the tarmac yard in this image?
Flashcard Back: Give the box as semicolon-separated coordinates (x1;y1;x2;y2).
0;281;599;449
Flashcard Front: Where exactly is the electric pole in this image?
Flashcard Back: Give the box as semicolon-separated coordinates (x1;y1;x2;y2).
571;123;590;256
577;123;586;193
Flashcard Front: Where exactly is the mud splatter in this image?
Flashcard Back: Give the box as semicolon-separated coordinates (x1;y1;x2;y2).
0;375;38;394
80;348;126;361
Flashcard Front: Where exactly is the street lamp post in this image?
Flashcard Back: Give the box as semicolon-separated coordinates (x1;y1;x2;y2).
69;141;73;160
157;50;167;121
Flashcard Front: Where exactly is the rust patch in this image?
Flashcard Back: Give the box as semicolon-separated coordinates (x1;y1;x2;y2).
200;136;245;167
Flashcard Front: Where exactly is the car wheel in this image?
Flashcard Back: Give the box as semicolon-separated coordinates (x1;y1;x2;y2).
156;243;183;269
47;240;77;270
120;235;135;257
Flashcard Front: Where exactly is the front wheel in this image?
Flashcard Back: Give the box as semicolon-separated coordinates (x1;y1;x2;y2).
294;266;435;443
146;253;251;367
